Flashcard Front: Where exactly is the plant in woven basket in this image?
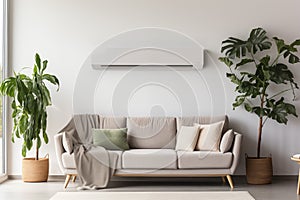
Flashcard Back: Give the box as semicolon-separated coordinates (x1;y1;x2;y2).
219;27;300;158
0;53;59;160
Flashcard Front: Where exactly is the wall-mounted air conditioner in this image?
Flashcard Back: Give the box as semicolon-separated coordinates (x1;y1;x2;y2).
91;28;204;70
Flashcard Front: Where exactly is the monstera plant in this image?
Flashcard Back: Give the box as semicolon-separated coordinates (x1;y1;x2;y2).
0;53;59;182
219;28;300;184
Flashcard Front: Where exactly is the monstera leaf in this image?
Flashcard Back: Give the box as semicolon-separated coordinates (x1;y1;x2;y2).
247;28;272;54
269;63;295;84
221;28;272;59
267;97;298;124
221;37;248;59
273;37;300;63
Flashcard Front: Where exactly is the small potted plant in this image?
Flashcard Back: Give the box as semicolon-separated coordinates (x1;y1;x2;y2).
219;28;300;184
0;53;59;182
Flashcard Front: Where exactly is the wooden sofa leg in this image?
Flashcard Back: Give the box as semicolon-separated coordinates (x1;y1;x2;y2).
64;174;72;189
72;175;77;182
226;175;234;189
221;176;226;184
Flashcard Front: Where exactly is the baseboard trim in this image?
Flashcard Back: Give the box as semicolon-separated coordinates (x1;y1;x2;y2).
7;175;297;182
0;174;8;183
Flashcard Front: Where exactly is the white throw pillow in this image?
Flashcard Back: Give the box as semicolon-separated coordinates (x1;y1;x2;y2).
175;126;200;151
62;132;73;154
220;129;234;153
194;121;224;151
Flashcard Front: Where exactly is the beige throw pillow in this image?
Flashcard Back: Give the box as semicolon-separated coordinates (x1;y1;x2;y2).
175;126;200;151
194;121;224;151
220;129;234;153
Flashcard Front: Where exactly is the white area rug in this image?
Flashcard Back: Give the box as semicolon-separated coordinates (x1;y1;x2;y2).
50;191;255;200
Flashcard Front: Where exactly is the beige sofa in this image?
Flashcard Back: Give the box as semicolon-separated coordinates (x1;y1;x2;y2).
54;115;242;189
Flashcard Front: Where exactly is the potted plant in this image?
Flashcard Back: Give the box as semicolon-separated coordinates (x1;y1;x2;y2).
219;28;300;184
0;53;59;182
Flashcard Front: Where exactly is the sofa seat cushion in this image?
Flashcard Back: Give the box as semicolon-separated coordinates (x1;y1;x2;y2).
177;151;232;169
122;149;177;169
62;150;123;169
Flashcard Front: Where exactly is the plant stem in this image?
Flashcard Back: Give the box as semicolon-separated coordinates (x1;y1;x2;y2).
250;52;258;67
257;90;266;158
257;116;263;158
291;82;296;100
270;54;281;66
36;139;39;160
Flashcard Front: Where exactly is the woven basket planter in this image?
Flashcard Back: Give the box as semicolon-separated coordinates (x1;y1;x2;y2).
22;155;49;182
246;156;273;184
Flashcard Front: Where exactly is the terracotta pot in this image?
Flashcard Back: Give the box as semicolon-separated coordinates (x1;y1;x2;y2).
22;156;49;182
246;155;273;184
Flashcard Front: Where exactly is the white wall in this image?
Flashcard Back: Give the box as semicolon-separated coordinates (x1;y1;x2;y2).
8;0;300;175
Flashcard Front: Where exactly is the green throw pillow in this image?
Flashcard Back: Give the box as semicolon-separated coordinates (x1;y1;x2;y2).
92;128;130;150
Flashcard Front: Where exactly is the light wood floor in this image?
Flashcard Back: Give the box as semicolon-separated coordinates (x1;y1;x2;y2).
0;176;299;200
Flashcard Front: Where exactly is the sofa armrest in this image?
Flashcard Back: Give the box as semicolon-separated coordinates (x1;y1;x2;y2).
54;133;66;174
229;132;242;174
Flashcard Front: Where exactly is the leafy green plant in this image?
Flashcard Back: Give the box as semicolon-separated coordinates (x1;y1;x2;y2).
219;28;300;158
0;53;59;160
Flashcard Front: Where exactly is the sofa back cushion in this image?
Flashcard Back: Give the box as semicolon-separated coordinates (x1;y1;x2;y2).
127;117;176;149
99;116;127;129
176;115;229;134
